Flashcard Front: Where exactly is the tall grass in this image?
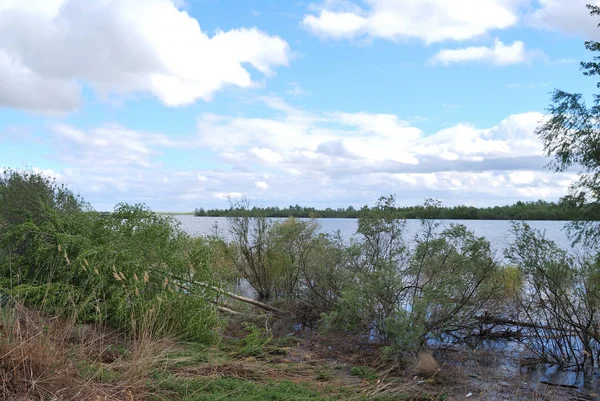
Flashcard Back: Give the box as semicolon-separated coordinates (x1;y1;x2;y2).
0;169;223;399
0;170;220;342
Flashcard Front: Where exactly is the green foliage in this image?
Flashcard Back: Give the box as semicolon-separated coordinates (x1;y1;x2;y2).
194;199;592;221
0;169;219;343
156;374;332;401
349;366;378;380
534;4;600;246
505;222;600;368
315;370;333;381
322;196;503;352
0;168;86;229
236;322;272;357
225;200;277;300
411;224;502;340
226;200;345;322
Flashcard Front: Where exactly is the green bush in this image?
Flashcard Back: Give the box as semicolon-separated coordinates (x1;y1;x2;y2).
350;366;378;380
236;322;272;357
322;197;503;352
0;169;219;343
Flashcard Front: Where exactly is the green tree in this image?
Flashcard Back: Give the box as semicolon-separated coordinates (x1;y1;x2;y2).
0;169;218;342
535;4;600;245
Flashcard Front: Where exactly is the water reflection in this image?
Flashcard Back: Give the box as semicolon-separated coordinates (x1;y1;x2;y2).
174;216;576;262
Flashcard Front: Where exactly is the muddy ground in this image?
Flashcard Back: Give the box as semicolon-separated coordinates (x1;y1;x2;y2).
254;331;600;401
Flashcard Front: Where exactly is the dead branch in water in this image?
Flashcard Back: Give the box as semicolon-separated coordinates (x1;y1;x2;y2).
474;314;564;332
177;281;283;314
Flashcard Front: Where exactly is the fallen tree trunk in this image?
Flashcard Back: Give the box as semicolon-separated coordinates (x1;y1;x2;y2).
177;281;283;314
474;314;565;332
149;267;283;314
216;305;243;315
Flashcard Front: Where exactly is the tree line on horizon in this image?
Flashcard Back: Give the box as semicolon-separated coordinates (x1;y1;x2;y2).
194;198;600;221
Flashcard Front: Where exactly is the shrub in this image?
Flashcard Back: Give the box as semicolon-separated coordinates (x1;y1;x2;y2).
237;322;272;357
322;197;503;352
0;170;219;343
506;222;600;369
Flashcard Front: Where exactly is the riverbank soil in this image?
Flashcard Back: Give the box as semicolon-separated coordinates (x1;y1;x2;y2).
2;306;597;400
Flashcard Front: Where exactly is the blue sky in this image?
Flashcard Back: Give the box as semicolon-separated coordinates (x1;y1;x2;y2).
0;0;598;211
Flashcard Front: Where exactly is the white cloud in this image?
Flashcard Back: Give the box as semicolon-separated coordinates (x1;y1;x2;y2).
415;112;544;160
390;170;576;199
286;82;310;97
50;123;179;169
249;147;285;163
429;39;530;66
214;192;243;200
529;0;600;40
303;0;526;44
30;167;63;182
509;171;536;184
24;98;572;211
255;181;269;190
196;104;424;165
196;98;545;169
0;0;291;113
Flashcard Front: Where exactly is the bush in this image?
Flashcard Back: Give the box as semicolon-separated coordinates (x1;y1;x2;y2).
226;201;345;314
0;170;219;343
506;222;600;369
322;197;503;352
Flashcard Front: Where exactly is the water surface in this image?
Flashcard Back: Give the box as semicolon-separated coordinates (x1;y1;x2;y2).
174;216;578;260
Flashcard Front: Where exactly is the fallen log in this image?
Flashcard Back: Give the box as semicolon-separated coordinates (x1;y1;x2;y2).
177;281;283;314
148;267;283;314
474;314;555;331
539;380;578;389
216;305;243;315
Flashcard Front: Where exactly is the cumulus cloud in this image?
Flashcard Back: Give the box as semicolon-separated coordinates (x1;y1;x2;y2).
22;97;575;210
414;112;544;161
0;0;291;113
196;98;545;169
214;192;243;200
302;0;527;43
249;147;285;163
528;0;600;40
50;123;180;169
255;181;269;190
286;82;310;97
429;39;531;66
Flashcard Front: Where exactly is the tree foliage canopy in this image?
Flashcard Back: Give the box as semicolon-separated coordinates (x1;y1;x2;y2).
535;4;600;246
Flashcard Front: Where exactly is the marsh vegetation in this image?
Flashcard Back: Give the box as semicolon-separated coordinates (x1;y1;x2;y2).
2;168;600;400
6;5;600;399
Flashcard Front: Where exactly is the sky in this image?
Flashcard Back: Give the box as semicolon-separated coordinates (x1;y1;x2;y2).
0;0;598;212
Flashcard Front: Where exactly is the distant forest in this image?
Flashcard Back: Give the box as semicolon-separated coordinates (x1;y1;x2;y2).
194;199;600;221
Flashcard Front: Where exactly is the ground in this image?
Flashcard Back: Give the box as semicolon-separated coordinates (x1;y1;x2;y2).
151;329;599;401
2;306;598;400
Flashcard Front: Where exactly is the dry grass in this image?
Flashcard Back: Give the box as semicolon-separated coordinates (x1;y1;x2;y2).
0;304;173;400
413;352;440;378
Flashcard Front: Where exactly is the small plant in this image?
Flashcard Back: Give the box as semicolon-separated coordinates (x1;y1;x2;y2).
236;322;272;357
315;370;333;381
350;366;378;380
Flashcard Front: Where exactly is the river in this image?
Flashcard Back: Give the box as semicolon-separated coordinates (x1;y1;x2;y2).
174;215;581;261
175;215;600;389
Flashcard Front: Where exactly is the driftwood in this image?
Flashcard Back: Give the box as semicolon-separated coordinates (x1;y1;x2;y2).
215;305;243;315
176;281;283;314
475;314;556;331
539;380;578;389
148;267;283;314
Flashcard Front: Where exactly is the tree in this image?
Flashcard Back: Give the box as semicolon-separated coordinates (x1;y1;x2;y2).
535;4;600;246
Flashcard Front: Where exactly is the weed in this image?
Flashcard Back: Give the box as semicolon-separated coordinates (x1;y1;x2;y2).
316;369;334;381
236;322;272;358
351;366;378;380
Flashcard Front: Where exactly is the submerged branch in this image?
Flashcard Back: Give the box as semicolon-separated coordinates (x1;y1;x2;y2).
176;280;283;314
